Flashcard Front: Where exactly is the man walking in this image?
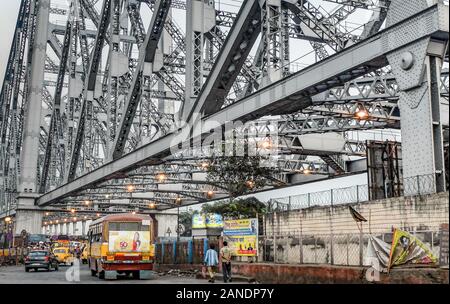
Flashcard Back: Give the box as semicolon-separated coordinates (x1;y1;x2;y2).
204;244;219;283
220;241;232;283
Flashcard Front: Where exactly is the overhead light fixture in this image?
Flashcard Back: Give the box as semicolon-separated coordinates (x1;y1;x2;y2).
355;104;369;120
246;180;255;189
156;173;167;182
149;202;156;209
4;217;11;223
84;200;90;206
206;190;214;198
259;140;272;149
70;209;76;214
127;184;135;192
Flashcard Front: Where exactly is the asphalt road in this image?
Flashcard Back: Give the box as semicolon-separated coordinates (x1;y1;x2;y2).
0;264;236;284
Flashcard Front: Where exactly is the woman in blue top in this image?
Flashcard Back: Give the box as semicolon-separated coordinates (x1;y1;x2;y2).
204;244;219;283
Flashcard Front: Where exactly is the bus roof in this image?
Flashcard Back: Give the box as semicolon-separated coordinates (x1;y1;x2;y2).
90;213;153;226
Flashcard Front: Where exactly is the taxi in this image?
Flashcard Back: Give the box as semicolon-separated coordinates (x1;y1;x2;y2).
52;247;74;266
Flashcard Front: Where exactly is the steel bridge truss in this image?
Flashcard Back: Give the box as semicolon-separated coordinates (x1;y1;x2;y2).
0;0;448;223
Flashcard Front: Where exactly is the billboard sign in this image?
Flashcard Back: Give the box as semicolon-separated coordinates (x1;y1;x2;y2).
223;218;258;256
192;213;223;229
108;231;151;252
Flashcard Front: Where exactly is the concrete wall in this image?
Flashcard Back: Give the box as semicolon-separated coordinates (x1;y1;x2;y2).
155;212;179;238
264;192;449;236
154;263;449;284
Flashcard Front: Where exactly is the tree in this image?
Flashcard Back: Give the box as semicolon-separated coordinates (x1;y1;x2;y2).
207;155;274;198
201;197;267;220
178;209;199;237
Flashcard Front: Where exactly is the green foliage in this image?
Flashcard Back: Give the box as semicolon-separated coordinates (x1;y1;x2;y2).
206;156;273;197
179;209;199;236
201;197;267;219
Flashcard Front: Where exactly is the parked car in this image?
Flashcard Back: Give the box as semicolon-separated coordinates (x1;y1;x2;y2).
25;250;59;272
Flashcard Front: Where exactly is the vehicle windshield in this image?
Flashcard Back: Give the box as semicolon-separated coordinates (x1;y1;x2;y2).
29;251;47;256
53;249;66;253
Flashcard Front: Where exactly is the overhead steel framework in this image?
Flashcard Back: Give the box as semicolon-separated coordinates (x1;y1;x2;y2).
0;0;448;233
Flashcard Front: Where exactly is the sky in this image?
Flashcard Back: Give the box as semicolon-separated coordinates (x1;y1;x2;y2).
0;0;21;86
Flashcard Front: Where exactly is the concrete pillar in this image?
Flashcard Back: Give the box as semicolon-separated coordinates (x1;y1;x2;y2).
14;205;43;235
82;221;86;236
72;222;76;235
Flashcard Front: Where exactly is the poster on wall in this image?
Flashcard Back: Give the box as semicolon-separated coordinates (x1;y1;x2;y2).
108;231;151;252
223;218;258;256
192;213;223;229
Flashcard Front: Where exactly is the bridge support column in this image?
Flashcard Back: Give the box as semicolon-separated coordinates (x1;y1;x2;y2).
386;0;447;196
387;38;447;195
14;194;43;234
81;221;86;236
14;0;50;234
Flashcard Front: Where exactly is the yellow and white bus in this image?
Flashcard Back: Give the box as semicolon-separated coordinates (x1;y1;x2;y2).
87;213;156;280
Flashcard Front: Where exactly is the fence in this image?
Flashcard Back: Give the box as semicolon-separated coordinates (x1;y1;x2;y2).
269;184;369;212
155;237;220;265
258;230;446;266
270;174;448;213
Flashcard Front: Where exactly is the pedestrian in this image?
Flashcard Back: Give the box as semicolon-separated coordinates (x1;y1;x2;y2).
204;244;219;283
220;241;232;283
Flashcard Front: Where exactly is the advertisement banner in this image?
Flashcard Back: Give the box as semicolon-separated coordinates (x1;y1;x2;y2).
223;218;258;236
192;214;206;229
388;229;437;269
108;231;151;252
223;218;258;257
192;213;223;229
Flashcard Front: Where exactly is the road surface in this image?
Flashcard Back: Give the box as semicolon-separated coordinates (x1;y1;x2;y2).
0;264;238;284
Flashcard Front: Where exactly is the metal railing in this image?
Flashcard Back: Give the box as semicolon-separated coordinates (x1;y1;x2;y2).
269;173;445;212
269;184;369;212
